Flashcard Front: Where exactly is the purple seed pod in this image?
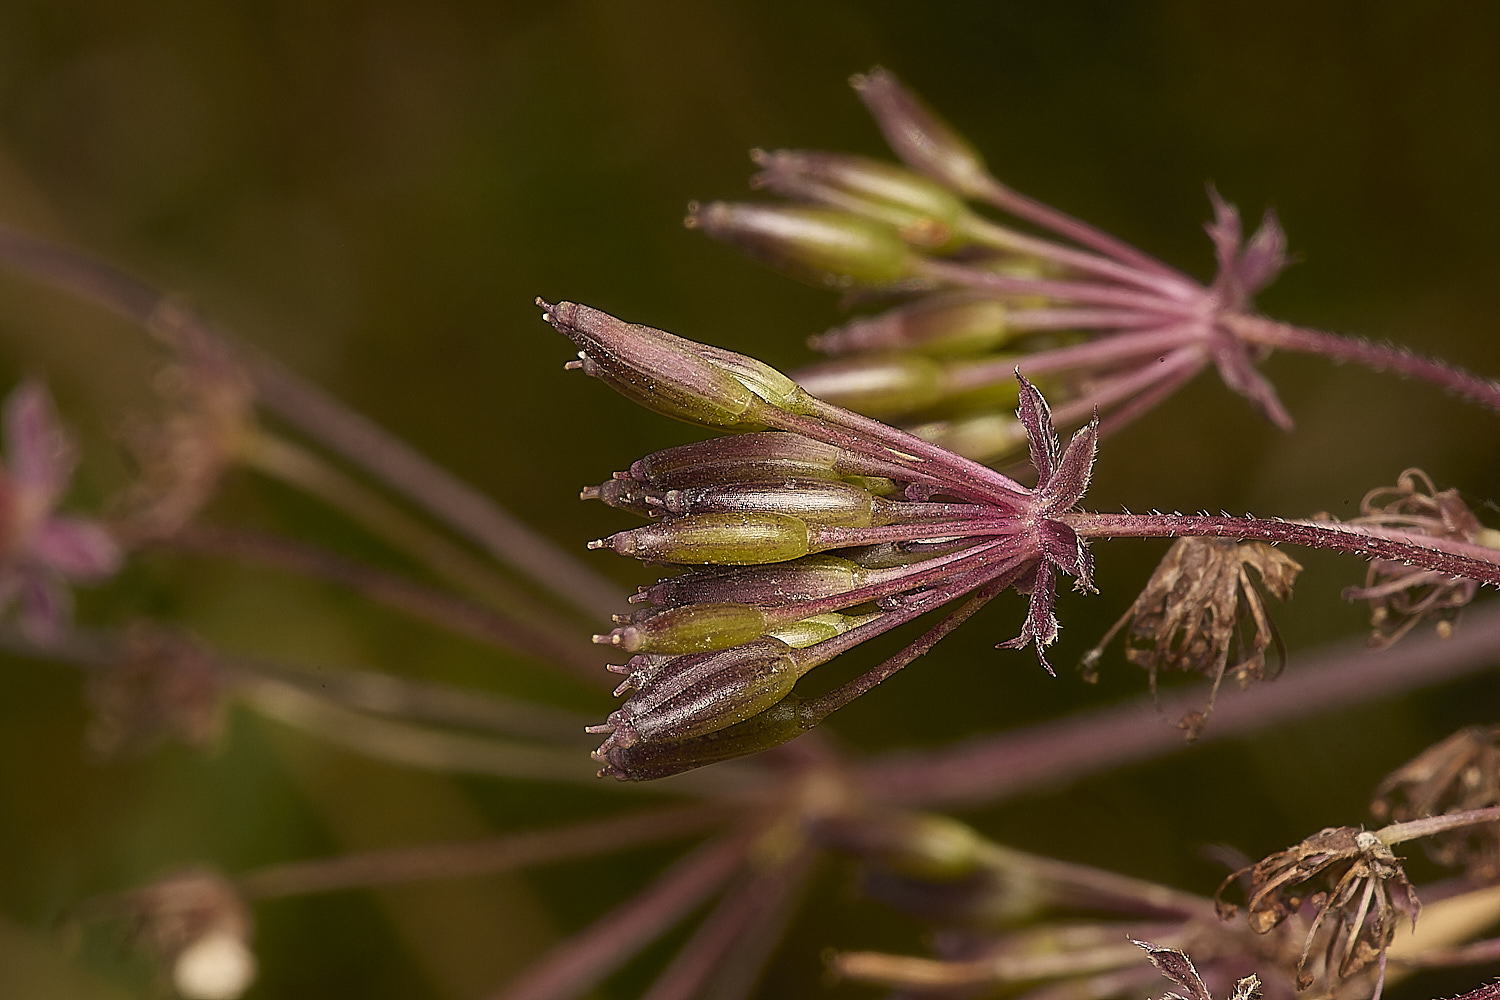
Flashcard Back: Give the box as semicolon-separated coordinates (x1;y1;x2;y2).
632;554;869;608
850;67;993;199
628;431;910;489
589;638;802;753
579;477;664;516
541;299;769;432
659;479;879;527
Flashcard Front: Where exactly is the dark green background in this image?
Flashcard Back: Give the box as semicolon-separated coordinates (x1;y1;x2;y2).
0;2;1497;997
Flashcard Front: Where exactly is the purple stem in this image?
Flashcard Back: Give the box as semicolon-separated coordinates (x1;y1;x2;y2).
1223;312;1500;415
0;223;625;623
155;524;609;683
488;832;751;1000
973;178;1189;282
638;849;814;1000
857;598;1500;808
1006;307;1185;332
1092;356;1205;443
763;405;1026;507
239;803;728;898
1066;512;1500;586
960;215;1201;300
251;358;625;621
1048;348;1207;428
921;259;1197;314
793;556;1022;675
804;563;1025;718
949;325;1200;386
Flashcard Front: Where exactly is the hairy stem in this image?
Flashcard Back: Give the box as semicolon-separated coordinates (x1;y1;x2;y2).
1067;512;1500;586
1223;312;1500;414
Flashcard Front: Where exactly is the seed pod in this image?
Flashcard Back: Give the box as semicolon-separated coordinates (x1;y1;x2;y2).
766;610;883;649
909;413;1030;463
606;653;672;696
792;353;946;419
591;511;813;565
541;300;769;432
815;811;985;881
850;67;993;199
628;432;903;489
659;479;878;527
633;554;869;608
595;601;771;655
811;294;1011;357
597;692;817;781
687;201;918;288
579;477;664;516
750;149;967;249
594;638;801;751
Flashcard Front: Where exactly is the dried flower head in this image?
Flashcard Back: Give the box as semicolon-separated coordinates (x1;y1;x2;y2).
85;624;226;759
1216;827;1419;997
1371;726;1500;881
0;381;121;643
82;868;256;1000
1340;469;1499;647
1081;538;1301;739
118;298;256;542
1135;939;1262;1000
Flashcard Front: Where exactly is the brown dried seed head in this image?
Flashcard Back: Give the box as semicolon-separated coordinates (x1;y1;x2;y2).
1082;538;1300;738
1372;725;1500;880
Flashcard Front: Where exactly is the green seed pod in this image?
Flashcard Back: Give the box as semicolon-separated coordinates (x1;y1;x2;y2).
660;479;878;527
591;512;813;565
597;692;818;781
792;353;946;420
811;294;1012;357
687;201;918;288
634;554;869;608
816;811;986;881
596;601;771;655
909;413;1030;464
542;300;770;432
595;638;801;750
766;610;883;650
750;149;968;250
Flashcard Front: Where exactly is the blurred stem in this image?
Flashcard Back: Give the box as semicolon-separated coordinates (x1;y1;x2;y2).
490;832;754;1000
159;523;606;682
858;600;1500;808
0;222;625;622
238;670;763;798
239;803;729;899
959;213;1201;300
241;428;569;624
833;937;1150;989
248;354;625;622
1224;312;1500;414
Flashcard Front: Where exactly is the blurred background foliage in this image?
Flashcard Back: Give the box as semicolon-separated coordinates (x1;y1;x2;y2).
0;1;1498;997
